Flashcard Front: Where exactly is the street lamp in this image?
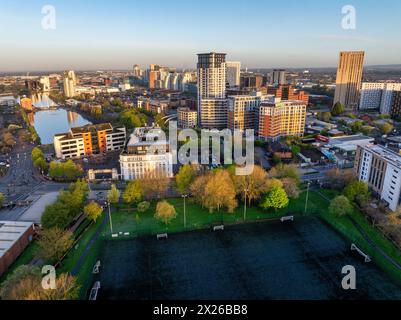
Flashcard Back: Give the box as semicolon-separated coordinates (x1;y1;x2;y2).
182;194;188;229
244;188;249;222
304;182;311;214
107;201;114;234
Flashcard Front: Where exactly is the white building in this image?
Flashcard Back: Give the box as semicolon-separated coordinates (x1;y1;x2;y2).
54;123;126;160
355;144;401;211
39;76;51;92
178;107;198;129
359;83;386;110
226;61;241;88
63;70;76;98
271;69;287;85
120;127;173;181
197;52;227;129
359;82;401;113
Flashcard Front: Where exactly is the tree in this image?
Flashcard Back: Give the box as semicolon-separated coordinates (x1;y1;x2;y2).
230;165;270;205
191;170;237;213
41;201;73;230
260;187;289;211
318;112;332;122
154;200;177;225
269;164;301;185
0;192;4;207
84;201;103;222
34;157;47;171
344;180;370;206
107;184;120;205
142;176;170;200
48;160;83;181
265;178;284;192
123;180;143;204
379;122;394;135
38;228;74;262
175;164;195;194
281;178;300;199
326;168;355;190
0;265;79;300
137;201;150;213
332;102;345;116
329;196;353;217
350;121;363;134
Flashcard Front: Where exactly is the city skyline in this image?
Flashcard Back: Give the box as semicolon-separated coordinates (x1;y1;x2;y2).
1;0;401;72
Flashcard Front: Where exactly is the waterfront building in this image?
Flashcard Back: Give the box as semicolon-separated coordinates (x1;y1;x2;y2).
63;70;77;98
54;123;126;159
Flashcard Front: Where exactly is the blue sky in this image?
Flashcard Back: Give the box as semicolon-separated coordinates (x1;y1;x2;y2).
1;0;400;71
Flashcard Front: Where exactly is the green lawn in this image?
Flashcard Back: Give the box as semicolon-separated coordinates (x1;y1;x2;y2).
103;191;329;239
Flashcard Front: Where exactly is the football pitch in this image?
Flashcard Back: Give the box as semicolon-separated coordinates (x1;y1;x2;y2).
97;216;401;300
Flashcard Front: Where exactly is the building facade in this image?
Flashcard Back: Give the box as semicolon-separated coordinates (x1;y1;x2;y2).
197;52;227;129
334;51;365;109
267;84;309;105
227;93;273;132
271;69;287;85
54;123;126;159
226;61;241;88
120;127;173;180
258;100;306;140
354;144;401;211
177;107;198;129
63;70;77;98
390;91;401;118
359;82;401;113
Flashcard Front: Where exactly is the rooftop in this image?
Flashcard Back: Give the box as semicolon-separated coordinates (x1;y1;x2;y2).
366;145;401;168
0;221;34;258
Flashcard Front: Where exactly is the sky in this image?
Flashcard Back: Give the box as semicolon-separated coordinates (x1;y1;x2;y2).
0;0;400;72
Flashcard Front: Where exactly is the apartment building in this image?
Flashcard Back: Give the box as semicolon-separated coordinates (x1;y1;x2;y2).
267;84;309;105
258;100;306;141
359;82;401;113
63;70;77;98
227;93;273;132
54;123;126;159
226;61;241;88
119;127;173;180
177;107;198;129
390;91;401;118
197;52;227;129
354;144;401;211
334;51;365;109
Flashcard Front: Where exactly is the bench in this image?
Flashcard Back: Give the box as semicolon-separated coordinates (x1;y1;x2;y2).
213;225;224;231
280;216;294;223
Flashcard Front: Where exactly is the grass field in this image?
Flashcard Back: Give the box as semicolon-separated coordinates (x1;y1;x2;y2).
103;191;328;239
97;217;401;300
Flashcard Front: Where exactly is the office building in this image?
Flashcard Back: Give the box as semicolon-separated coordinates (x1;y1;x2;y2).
334;51;365;109
382;83;401;114
354;144;401;211
63;70;77;98
120;127;173;180
178;107;198;129
258;100;306;141
54;123;126;159
197;52;227;128
226;61;241;88
271;69;287;85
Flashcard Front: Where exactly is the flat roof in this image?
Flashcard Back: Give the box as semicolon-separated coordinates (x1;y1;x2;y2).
0;221;33;259
365;145;401;168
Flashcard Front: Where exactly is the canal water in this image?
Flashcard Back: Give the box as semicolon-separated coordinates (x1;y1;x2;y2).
32;109;91;145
